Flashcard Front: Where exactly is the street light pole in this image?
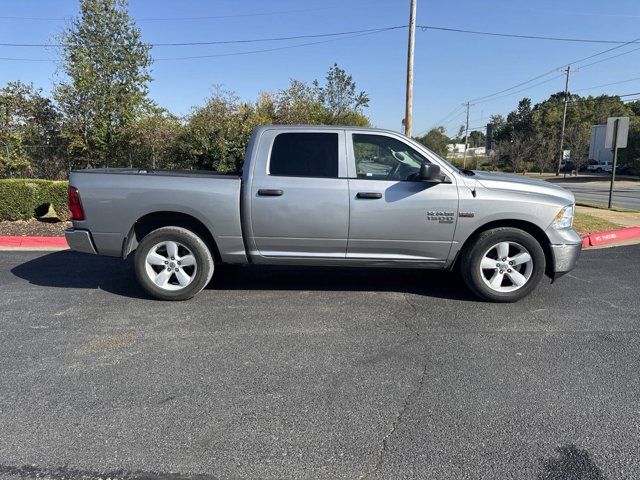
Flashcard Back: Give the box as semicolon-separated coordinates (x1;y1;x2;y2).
556;66;572;176
404;0;417;137
462;101;470;169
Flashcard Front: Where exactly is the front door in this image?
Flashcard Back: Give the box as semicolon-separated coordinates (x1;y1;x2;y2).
249;129;350;258
346;132;459;263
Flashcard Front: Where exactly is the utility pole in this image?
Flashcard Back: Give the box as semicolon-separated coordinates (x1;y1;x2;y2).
462;101;470;169
556;66;572;176
404;0;417;137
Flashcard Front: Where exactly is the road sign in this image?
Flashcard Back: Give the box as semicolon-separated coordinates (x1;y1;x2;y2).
605;116;629;149
562;150;571;160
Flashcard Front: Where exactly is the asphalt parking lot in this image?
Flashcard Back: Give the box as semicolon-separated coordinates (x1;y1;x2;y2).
548;178;640;210
1;245;639;479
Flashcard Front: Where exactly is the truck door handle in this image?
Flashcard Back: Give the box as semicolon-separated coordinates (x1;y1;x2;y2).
356;192;382;199
258;189;283;196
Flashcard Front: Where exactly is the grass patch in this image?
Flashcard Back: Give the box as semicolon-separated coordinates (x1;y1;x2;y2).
573;211;621;234
576;201;639;213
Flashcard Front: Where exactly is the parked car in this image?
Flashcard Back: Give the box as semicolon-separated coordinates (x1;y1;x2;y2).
65;126;582;303
587;161;613;173
615;164;635;176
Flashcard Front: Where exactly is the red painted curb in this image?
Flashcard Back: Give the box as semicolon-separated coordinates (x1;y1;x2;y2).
581;226;640;248
1;227;638;250
0;236;68;248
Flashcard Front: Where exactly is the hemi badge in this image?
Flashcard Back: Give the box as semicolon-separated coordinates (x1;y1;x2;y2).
459;212;475;218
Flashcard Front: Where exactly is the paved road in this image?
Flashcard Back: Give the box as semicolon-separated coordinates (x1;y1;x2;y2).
1;247;639;479
548;179;640;210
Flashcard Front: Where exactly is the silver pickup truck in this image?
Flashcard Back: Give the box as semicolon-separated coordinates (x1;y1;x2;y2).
65;125;582;302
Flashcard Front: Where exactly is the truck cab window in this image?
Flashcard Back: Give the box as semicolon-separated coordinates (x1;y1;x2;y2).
353;134;429;181
269;132;339;178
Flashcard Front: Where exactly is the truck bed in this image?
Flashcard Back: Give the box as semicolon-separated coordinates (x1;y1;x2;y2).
69;169;245;262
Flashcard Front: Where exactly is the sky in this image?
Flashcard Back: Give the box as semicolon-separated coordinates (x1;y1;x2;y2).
1;0;640;137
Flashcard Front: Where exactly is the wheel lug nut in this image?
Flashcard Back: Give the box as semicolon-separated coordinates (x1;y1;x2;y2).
507;269;512;273
164;261;168;264
509;261;514;265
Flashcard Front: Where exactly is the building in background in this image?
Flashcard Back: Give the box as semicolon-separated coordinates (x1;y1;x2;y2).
589;125;613;163
446;143;466;157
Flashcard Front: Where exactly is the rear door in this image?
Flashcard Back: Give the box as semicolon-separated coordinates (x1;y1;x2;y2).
248;129;349;258
345;132;459;263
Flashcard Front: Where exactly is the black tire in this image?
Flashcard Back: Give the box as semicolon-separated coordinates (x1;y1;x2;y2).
596;167;602;173
460;227;545;303
134;226;214;301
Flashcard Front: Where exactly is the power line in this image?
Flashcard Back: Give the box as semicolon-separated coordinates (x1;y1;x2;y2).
0;6;336;22
417;25;640;45
4;23;640;48
577;45;640;69
466;35;640;104
574;76;640;92
153;25;406;47
417;105;464;136
154;29;398;61
568;92;640;103
0;25;406;48
0;56;53;62
472;74;566;105
0;28;401;63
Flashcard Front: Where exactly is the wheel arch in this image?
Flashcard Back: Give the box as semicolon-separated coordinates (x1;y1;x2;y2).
452;219;553;277
122;211;221;263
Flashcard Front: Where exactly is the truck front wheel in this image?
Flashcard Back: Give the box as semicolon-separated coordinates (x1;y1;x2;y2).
134;226;214;301
460;227;545;302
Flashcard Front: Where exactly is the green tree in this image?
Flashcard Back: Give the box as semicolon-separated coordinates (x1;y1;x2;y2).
0;131;30;177
315;63;369;124
126;104;182;170
468;130;486;148
272;64;370;127
0;81;65;178
181;87;272;172
273;80;326;125
415;126;450;157
55;0;152;168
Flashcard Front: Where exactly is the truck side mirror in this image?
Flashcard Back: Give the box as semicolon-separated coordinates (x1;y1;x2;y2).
419;163;442;182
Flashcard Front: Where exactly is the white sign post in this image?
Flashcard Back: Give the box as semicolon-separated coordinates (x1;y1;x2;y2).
605;117;629;209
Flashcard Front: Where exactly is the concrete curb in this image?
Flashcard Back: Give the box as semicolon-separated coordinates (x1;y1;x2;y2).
580;226;640;248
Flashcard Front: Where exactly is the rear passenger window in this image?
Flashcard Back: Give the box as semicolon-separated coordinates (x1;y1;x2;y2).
269;133;339;178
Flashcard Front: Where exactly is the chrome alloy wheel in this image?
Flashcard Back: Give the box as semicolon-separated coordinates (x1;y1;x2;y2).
479;241;533;293
144;241;197;291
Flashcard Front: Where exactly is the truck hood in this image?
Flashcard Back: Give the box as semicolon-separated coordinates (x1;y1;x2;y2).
469;171;575;204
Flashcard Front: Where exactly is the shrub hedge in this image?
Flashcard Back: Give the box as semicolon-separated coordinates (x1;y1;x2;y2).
0;179;69;221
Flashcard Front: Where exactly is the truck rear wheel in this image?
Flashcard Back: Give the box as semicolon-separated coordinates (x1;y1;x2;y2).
460;227;545;303
134;226;214;301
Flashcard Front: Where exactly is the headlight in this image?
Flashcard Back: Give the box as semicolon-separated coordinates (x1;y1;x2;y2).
552;205;574;229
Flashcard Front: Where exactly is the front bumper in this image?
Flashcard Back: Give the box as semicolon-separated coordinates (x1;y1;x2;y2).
64;228;97;255
545;226;582;280
549;242;582;279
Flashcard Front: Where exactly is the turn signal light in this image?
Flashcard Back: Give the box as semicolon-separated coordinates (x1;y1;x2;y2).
68;186;85;221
